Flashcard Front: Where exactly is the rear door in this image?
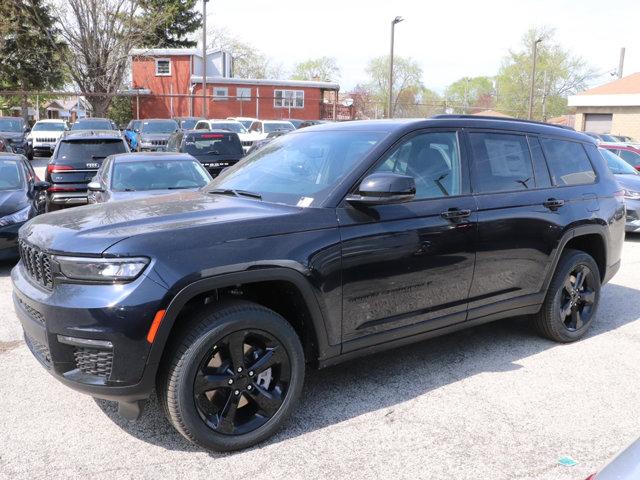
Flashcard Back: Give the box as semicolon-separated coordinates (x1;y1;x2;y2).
48;139;128;190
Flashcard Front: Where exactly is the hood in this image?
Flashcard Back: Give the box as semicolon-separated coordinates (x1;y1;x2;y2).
0;132;26;142
238;133;254;141
31;130;64;139
615;173;640;192
20;191;303;254
245;132;267;141
139;133;172;141
0;190;28;216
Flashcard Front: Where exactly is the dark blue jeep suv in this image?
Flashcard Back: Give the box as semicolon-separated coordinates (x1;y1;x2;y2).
12;116;625;451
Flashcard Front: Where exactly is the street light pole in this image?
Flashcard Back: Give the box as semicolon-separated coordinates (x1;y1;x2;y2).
388;16;404;119
528;37;542;120
202;0;209;118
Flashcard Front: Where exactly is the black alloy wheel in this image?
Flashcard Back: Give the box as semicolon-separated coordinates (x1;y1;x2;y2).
558;265;596;332
193;329;290;436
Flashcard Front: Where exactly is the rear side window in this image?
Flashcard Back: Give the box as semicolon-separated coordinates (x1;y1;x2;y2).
469;132;534;193
183;133;243;156
540;139;596;186
56;140;128;165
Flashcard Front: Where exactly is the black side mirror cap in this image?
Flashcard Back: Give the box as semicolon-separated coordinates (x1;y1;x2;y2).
33;181;50;191
346;173;416;206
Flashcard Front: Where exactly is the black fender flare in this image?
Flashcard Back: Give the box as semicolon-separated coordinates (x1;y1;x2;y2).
144;267;339;374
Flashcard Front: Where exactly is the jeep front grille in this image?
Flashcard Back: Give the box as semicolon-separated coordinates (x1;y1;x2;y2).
18;240;54;289
151;140;167;146
74;347;113;378
35;137;57;143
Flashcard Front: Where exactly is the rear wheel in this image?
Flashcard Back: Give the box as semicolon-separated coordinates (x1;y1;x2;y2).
158;300;304;452
533;249;601;342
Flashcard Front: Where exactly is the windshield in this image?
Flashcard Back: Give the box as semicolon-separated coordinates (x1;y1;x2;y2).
264;122;294;133
208;130;385;206
128;120;142;130
180;119;198;130
112;160;211;191
72;119;113;130
0;160;24;190
183;133;243;156
0;118;23;132
141;120;178;134
57;139;128;165
210;122;247;134
600;148;639;175
33;122;66;132
238;120;253;129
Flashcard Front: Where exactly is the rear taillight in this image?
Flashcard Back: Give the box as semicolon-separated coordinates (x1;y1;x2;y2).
635;166;640;171
47;187;79;192
47;164;74;173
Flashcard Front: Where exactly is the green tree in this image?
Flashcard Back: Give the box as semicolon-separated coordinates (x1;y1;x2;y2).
291;57;339;82
496;27;596;120
445;76;495;114
364;55;424;118
0;0;67;120
107;95;133;127
139;0;202;48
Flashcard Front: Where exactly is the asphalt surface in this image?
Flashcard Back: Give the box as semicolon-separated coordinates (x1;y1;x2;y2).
1;163;640;479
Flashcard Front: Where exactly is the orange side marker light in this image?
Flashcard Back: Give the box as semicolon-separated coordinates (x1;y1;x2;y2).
147;310;166;343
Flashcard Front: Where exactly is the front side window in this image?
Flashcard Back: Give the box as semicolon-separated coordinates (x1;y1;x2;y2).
274;89;304;108
209;131;385;207
470;132;534;193
374;131;461;199
0;160;24;190
155;58;171;76
541;138;596;186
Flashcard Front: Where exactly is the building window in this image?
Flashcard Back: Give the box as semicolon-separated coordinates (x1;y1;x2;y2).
274;89;304;108
155;58;171;76
213;87;229;100
236;87;251;101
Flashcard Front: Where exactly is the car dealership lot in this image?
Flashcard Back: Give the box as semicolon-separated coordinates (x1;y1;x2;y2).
0;236;638;479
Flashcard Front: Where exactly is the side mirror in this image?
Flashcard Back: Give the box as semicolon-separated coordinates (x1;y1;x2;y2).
134;128;140;134
87;181;104;192
33;181;50;191
346;173;416;206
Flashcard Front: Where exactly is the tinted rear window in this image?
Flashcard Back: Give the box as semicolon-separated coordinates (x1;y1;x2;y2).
183;133;243;156
56;139;127;165
541;139;596;186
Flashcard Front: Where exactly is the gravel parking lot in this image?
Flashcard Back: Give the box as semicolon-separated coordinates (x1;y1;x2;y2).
2;169;640;478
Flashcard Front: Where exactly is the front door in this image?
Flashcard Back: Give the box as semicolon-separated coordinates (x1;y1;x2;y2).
338;130;477;349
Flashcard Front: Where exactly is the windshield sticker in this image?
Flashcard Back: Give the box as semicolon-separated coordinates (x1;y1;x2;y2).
296;197;314;208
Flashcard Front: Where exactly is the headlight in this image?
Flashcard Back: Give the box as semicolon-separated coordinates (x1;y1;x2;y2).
623;189;640;199
0;205;31;227
53;256;149;282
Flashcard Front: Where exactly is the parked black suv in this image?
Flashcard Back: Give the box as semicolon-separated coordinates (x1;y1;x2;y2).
45;130;129;210
166;129;244;176
0;117;33;160
12;116;625;452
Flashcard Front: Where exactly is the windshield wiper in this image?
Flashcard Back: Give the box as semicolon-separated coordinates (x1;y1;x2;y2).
91;155;106;159
208;188;262;200
168;186;194;190
205;150;220;155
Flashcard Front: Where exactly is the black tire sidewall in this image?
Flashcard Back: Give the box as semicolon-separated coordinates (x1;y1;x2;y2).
169;305;305;451
546;251;601;342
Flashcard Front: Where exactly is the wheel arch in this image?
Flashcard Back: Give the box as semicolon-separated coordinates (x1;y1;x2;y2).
145;268;338;376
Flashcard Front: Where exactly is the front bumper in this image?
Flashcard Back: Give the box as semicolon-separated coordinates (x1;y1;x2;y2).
48;191;89;206
11;260;168;402
32;143;55;155
139;145;166;152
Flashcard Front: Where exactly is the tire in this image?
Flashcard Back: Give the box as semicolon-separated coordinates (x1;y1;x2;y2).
158;300;305;452
532;249;601;342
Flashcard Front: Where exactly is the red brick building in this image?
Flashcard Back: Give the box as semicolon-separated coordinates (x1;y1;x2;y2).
128;48;340;121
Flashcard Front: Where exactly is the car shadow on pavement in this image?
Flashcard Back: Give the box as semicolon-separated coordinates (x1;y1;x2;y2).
93;281;640;456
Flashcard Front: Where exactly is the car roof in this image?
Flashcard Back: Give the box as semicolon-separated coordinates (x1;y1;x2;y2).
180;129;238;135
298;116;594;143
0;153;24;161
110;152;195;163
62;130;123;140
35;119;66;123
141;118;179;122
75;117;110;122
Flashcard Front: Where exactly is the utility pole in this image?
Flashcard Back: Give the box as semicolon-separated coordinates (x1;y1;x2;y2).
388;16;404;119
541;70;548;121
202;0;209;118
528;37;542;120
618;47;626;79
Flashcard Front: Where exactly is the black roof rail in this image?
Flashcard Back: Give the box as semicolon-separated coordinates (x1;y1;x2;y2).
431;114;575;131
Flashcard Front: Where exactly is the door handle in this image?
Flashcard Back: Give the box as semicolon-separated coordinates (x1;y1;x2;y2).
441;208;471;220
543;198;565;210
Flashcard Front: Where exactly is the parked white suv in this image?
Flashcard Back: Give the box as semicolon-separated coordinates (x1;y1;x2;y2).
194;119;254;153
28;119;68;156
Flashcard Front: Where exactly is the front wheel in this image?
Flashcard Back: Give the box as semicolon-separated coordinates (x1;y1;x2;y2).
533;249;601;342
158;300;305;452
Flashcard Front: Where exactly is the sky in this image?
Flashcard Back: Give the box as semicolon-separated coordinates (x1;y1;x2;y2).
201;0;640;93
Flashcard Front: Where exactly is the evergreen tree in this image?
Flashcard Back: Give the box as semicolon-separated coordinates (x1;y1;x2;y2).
0;0;67;120
140;0;202;48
